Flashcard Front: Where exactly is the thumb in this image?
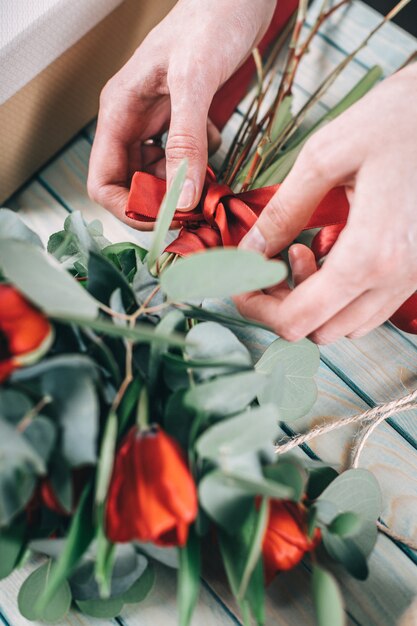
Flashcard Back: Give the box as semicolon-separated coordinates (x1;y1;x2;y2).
166;79;213;211
239;132;351;257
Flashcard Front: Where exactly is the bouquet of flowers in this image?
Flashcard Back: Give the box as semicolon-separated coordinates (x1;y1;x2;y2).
0;1;413;624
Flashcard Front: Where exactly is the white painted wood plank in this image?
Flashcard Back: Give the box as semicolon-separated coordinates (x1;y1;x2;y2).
38;137;154;250
5;180;68;245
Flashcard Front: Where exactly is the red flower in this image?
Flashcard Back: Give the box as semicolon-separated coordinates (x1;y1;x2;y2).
106;425;198;546
262;500;321;584
0;285;52;381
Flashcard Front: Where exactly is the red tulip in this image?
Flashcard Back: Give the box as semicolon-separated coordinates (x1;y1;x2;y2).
0;285;52;381
106;425;198;546
262;500;321;583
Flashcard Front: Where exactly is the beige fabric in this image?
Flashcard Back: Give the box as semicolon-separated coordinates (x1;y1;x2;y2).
0;0;176;204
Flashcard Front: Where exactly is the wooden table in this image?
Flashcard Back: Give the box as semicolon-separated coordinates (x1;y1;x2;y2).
1;1;417;624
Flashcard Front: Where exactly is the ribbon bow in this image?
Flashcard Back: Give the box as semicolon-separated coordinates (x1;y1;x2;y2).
126;167;349;256
126;168;417;335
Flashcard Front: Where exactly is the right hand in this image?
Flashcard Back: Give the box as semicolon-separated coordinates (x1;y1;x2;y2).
87;0;276;229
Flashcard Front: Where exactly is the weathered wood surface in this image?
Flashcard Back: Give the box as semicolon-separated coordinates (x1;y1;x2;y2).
2;1;417;625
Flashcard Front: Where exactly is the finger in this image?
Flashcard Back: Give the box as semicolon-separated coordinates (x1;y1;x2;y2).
166;72;215;210
289;244;317;287
309;288;394;344
239;120;362;257
347;289;416;339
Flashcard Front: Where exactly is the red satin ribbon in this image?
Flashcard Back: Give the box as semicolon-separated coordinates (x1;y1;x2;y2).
126;169;417;334
126;167;349;254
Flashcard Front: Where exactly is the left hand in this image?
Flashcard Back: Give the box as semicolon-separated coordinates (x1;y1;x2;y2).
234;63;417;344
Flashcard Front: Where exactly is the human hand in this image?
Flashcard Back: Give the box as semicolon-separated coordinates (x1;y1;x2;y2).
235;64;417;343
87;0;276;229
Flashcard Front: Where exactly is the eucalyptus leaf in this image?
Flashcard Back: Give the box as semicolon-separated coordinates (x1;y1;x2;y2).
31;357;99;467
322;530;369;580
148;309;185;391
0;208;43;247
0;239;99;318
263;459;308;502
328;511;361;537
312;565;345;626
199;469;254;529
256;338;319;420
0;389;33;424
185;371;267;417
23;417;56;462
0;519;26;579
147;159;188;269
135;542;179;569
0;419;45;526
88;251;136;311
123;562;155;603
318;469;382;556
164;390;196;450
18;561;72;623
185;322;252;380
160;248;287;301
196;404;278;460
76;596;123;618
70;544;147;601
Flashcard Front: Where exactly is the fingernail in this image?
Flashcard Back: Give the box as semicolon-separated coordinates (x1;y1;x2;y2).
177;178;196;210
239;226;266;253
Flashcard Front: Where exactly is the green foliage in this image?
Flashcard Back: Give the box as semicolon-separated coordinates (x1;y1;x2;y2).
0;208;43;247
312;565;345;626
35;484;95;615
160;248;287;301
0;239;99;317
184;371;267;417
147;159;188;269
178;527;201;626
218;502;266;626
255;338;320;420
317;469;382;557
18;561;72;623
0;519;26;579
0;418;45;526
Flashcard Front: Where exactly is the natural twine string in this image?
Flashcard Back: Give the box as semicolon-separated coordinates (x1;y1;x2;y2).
274;388;417;551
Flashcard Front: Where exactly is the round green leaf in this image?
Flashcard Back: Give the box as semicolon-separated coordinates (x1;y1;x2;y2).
318;469;382;556
185;322;252;380
196;404;278;460
0;520;26;579
0;239;99;318
0;208;43;247
312;565;345;626
18;562;72;623
328;511;361;537
255;338;320;420
76;596;124;618
123;562;156;604
160;248;287;301
185;370;266;417
322;531;369;581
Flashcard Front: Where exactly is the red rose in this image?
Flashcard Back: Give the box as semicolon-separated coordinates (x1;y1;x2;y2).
262;500;321;584
0;285;52;381
106;425;198;546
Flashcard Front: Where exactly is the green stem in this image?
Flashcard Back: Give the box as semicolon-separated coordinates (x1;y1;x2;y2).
137;386;150;430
